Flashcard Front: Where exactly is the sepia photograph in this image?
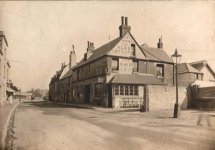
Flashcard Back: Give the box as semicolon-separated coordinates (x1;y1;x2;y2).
0;1;215;150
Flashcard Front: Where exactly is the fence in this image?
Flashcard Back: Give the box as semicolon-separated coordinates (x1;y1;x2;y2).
187;85;215;109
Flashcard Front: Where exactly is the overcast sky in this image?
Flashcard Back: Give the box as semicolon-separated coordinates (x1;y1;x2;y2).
0;1;215;91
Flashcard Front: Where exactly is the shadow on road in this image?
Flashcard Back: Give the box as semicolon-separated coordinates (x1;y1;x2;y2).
22;101;94;109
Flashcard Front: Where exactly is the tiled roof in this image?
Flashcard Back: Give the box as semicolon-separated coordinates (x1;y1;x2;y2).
50;65;66;84
178;63;203;74
140;44;173;63
189;60;207;71
110;73;165;85
74;37;121;68
59;65;69;80
61;68;73;79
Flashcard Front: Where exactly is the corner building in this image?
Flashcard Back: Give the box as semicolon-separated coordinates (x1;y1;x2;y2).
72;17;175;110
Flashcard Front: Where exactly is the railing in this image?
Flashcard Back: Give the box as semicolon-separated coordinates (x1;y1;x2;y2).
119;98;143;108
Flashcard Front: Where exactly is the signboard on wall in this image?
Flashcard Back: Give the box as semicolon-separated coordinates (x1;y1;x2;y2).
119;58;132;74
109;33;134;57
98;77;104;83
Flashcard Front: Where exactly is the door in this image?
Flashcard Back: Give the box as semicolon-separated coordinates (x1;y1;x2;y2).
84;85;90;103
108;85;112;108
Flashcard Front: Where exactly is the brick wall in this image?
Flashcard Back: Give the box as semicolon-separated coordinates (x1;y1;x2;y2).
148;85;187;111
178;73;197;86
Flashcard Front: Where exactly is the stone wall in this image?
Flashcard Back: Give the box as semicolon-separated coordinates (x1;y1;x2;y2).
148;85;187;111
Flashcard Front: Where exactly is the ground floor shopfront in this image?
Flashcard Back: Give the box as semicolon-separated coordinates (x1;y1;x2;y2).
72;77;149;109
71;80;188;111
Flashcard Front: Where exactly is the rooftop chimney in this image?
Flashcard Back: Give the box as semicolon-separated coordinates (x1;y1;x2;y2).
87;41;95;52
69;45;77;69
85;41;94;60
119;16;131;38
157;36;163;49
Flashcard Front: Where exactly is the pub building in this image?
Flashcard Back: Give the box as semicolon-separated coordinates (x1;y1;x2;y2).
71;16;174;110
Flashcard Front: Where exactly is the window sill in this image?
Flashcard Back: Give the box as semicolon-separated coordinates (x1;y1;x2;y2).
157;76;164;79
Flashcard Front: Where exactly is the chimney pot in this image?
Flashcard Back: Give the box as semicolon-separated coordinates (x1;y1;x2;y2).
125;17;128;25
121;16;124;25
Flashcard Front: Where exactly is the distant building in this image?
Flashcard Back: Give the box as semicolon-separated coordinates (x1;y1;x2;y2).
0;31;10;106
178;60;215;86
13;92;32;100
49;46;76;102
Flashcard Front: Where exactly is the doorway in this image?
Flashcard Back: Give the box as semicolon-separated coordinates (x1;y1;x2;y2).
84;85;90;103
108;85;112;108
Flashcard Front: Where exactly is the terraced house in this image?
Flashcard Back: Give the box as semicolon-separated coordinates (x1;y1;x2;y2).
70;17;179;110
0;31;11;106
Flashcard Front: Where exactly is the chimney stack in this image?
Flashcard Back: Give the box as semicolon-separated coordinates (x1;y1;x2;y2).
87;41;95;52
119;16;131;38
157;36;163;49
69;45;77;69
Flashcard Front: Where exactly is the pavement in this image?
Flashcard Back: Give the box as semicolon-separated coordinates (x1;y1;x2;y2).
10;101;215;150
0;101;19;150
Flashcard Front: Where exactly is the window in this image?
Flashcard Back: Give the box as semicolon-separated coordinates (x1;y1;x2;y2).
94;83;103;98
131;44;135;56
130;85;134;95
81;68;83;75
73;88;76;97
112;59;119;71
77;69;79;80
132;61;138;72
120;85;124;95
125;85;129;95
134;86;138;95
115;85;138;96
115;85;119;95
156;64;164;77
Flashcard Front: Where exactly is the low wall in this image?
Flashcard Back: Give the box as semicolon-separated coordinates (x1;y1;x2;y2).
148;85;187;111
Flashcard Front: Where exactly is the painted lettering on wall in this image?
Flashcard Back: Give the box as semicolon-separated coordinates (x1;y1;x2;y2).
119;58;132;74
110;33;135;57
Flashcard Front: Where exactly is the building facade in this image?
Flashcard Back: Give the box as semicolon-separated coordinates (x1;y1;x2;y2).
70;17;174;109
0;31;10;106
49;46;76;103
177;60;215;86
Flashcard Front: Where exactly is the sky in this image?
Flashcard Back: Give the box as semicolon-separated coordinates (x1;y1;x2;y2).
0;1;215;91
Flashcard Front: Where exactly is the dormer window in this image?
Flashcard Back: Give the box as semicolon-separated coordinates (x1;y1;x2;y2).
131;44;135;56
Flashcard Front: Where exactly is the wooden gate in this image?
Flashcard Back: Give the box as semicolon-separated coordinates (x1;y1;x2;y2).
187;85;215;109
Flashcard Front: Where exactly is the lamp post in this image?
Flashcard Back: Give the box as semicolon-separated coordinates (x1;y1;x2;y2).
171;49;182;118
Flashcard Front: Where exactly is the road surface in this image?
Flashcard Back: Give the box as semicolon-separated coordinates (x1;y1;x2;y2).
9;101;215;150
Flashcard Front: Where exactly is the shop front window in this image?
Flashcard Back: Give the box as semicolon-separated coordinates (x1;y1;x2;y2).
94;83;103;98
115;85;138;96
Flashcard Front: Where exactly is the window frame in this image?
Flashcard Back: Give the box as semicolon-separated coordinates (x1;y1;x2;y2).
112;58;119;71
131;44;136;56
132;60;138;72
156;64;164;77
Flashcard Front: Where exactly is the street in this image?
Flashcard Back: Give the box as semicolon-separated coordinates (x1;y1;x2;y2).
9;101;215;150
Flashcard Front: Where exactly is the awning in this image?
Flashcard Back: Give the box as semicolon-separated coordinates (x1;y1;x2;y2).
109;74;165;85
7;87;15;93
